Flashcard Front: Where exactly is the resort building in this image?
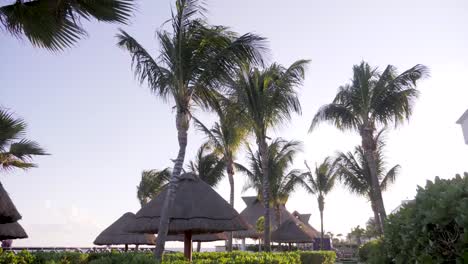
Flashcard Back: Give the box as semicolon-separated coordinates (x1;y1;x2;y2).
457;109;468;145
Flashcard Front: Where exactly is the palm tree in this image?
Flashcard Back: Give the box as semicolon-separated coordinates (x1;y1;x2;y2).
0;0;135;51
299;158;337;250
335;132;400;234
137;168;172;206
310;61;428;231
0;109;47;171
193;101;247;251
228;60;309;251
237;138;303;229
117;0;265;259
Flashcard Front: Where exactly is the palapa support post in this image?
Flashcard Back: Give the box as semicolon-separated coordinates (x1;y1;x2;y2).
124;244;128;252
135;244;139;251
184;231;193;261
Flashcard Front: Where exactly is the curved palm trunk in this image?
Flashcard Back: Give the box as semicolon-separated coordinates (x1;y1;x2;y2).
360;128;386;232
370;195;383;235
226;159;235;251
154;111;190;261
318;195;324;250
258;137;271;252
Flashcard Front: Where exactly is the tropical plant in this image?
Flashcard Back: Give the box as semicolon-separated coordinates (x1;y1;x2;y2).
335;131;400;234
117;0;265;259
348;225;365;245
0;0;135;51
193;102;247;251
136;168;172;206
385;173;468;264
237;138;303;225
298;158;337;250
310;61;428;231
187;143;225;187
227;60;309;251
0;108;47;172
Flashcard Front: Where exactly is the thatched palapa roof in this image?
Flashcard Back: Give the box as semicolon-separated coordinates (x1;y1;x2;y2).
166;232;227;242
0;221;28;240
94;212;155;245
271;216;319;243
0;183;21;224
127;173;248;235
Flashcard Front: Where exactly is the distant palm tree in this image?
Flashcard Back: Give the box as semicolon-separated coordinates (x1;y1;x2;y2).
136;168;171;206
0;109;47;172
237;139;303;226
193;101;247;251
0;0;135;51
117;0;265;259
299;158;337;250
228;60;309;251
310;61;428;231
187;143;225;188
335;131;400;234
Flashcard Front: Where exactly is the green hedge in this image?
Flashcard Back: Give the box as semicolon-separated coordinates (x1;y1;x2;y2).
384;173;468;264
357;239;390;264
0;250;335;264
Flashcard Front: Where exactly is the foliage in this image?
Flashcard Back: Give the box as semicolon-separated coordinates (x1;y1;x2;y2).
187;143;225;187
358;239;390;264
347;225;365;245
298;251;336;264
384;173;468;264
136;168;172;206
256;216;265;234
0;0;135;51
0;108;48;172
0;250;340;264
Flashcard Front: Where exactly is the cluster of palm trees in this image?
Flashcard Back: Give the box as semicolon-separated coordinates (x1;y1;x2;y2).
119;0;429;260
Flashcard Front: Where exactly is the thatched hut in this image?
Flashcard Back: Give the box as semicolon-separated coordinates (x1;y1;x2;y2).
0;183;21;224
271;216;319;244
0;221;28;240
94;212;155;251
127;172;248;260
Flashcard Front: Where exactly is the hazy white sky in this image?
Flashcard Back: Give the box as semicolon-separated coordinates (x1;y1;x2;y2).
1;0;468;247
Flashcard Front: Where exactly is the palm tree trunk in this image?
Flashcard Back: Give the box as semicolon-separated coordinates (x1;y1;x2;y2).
360;128;386;232
318;195;324;250
370;196;383;235
258;136;271;252
154;110;190;261
226;159;235;252
196;241;201;252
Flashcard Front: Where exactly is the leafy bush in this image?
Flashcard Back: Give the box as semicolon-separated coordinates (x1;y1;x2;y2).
385;173;468;264
358;239;390;264
298;251;336;264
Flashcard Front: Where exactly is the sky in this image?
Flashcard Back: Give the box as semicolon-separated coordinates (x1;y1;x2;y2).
1;0;468;248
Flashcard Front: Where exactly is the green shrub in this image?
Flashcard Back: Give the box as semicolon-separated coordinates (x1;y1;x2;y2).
358;239;390;264
298;251;336;264
385;173;468;264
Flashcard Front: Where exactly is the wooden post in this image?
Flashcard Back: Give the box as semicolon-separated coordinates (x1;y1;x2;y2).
184;231;193;261
135;244;139;251
124;244;128;252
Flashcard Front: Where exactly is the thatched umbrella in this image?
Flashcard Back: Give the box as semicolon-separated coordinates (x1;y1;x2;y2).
0;221;28;240
0;183;21;224
94;212;155;251
127;172;248;260
271;217;319;244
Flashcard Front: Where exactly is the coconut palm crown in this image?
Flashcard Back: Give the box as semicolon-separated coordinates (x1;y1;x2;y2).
309;61;428;232
228;60;309;251
117;0;265;259
0;0;135;51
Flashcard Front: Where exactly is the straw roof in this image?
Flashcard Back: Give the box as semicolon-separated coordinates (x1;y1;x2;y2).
0;221;28;240
94;212;155;245
271;217;319;243
292;211;311;225
233;196;296;239
127;173;248;235
0;183;21;224
166;232;227;242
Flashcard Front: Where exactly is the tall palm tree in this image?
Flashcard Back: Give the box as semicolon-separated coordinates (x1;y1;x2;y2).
335;131;400;234
237;138;303;228
310;61;428;231
0;109;47;171
193;101;247;251
228;60;309;251
117;0;265;259
137;168;172;206
0;0;135;51
299;158;337;250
